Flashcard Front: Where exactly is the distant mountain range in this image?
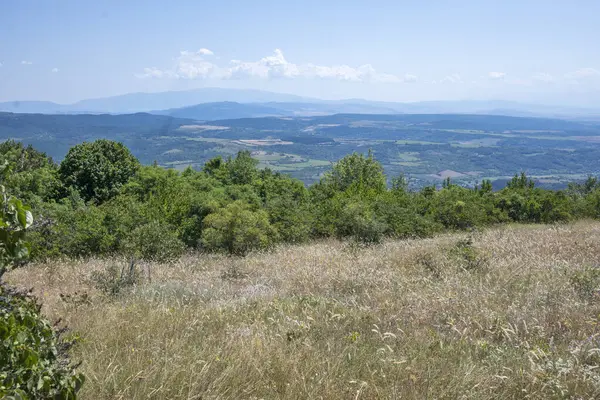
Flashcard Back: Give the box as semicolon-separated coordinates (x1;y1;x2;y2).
2;87;600;121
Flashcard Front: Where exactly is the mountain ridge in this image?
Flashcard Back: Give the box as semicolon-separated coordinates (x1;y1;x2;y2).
2;87;600;120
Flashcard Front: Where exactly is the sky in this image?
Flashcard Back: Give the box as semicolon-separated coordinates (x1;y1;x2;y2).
1;0;600;106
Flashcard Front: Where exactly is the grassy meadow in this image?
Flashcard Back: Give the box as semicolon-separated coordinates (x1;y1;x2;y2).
7;221;600;399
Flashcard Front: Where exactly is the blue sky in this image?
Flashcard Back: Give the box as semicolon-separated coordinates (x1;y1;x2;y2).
1;0;600;105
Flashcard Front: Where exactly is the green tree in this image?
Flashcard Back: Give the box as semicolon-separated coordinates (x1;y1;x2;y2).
59;139;140;203
320;151;386;194
0;140;62;203
257;170;312;243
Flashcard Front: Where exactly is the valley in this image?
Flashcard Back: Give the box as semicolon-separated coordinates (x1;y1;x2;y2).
2;111;600;188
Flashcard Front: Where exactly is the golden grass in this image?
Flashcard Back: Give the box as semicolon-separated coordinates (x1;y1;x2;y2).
7;221;600;399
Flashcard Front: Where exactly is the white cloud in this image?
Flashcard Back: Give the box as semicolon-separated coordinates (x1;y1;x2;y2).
180;48;214;57
135;67;177;79
532;72;554;82
197;48;214;56
51;68;59;73
403;73;418;83
21;60;32;65
564;67;600;80
441;73;462;84
137;48;407;83
488;71;506;80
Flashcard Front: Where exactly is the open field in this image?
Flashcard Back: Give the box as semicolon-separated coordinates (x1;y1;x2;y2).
7;221;600;399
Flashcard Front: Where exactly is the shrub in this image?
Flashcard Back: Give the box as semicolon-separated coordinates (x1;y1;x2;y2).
570;266;600;299
449;237;488;272
123;220;185;263
0;163;33;277
337;200;387;245
0;283;85;399
202;201;277;256
0;162;84;398
428;186;497;229
319;151;386;194
90;263;140;297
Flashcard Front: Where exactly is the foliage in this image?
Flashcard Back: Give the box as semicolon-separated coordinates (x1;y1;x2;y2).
319;150;386;194
0;283;85;399
202;201;277;255
336;199;387;245
59;140;140;204
0;163;83;398
2;140;600;261
123;221;185;263
449;237;488;272
90;263;139;297
0;163;33;277
0;140;62;203
570;265;600;299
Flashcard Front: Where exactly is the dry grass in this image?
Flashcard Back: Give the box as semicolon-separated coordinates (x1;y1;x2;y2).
7;221;600;399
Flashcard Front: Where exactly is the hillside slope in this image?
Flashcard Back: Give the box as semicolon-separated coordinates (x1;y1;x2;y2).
8;221;600;399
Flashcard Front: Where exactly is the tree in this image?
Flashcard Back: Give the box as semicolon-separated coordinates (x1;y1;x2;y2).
0;140;54;173
227;150;259;185
59;139;140;203
506;172;535;190
0;140;62;203
320;151;386;194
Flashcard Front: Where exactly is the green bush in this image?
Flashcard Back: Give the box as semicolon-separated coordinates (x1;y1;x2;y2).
0;284;85;399
427;186;499;229
570;266;600;299
0;162;84;398
337;200;387;245
320;151;387;194
202;201;277;256
449;237;488;272
123;221;185;263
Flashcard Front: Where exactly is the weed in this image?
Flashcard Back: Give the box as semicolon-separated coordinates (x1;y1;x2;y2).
90;260;140;297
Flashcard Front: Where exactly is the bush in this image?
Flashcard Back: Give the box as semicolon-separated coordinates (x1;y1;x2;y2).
202;201;277;256
90;263;140;297
0;283;85;399
337;200;387;245
449;237;488;272
123;221;185;263
319;151;387;194
570;266;600;299
0;163;84;398
428;186;498;229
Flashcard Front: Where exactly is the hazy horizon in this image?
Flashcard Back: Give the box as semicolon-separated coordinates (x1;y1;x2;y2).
3;86;600;111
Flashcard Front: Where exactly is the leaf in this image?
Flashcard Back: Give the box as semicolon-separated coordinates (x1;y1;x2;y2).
24;211;33;229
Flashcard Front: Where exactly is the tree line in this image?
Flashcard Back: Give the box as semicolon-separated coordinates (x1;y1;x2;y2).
1;139;599;261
